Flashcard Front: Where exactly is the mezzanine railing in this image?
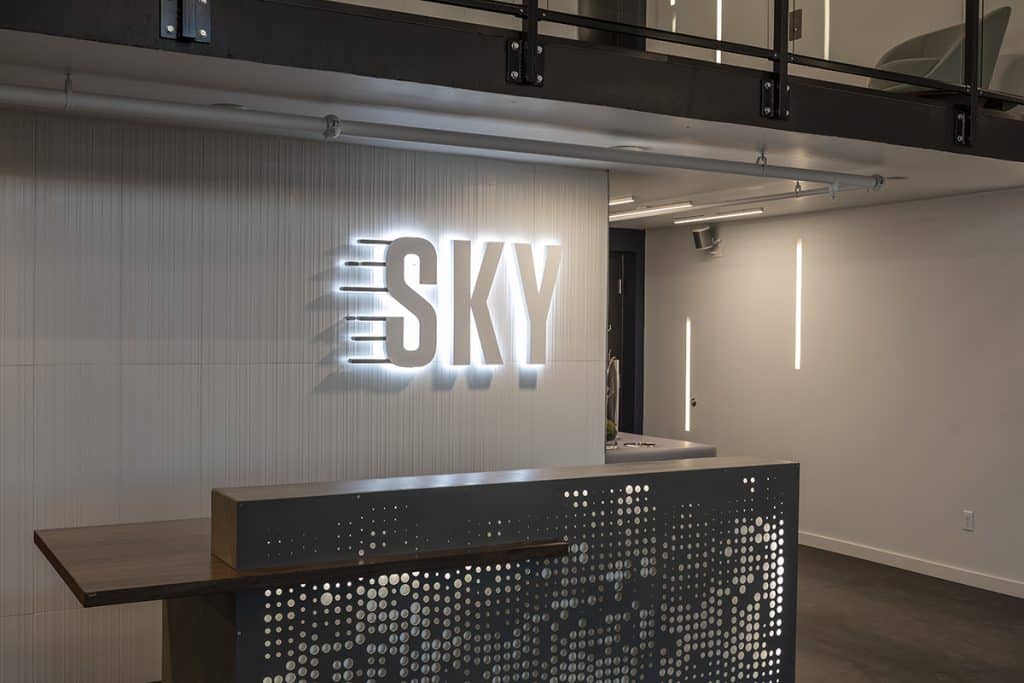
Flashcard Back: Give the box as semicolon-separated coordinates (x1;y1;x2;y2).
377;0;1023;147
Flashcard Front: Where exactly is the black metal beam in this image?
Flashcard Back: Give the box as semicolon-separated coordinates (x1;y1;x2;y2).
959;0;981;146
964;0;981;93
767;0;791;120
523;0;540;84
1;0;1023;163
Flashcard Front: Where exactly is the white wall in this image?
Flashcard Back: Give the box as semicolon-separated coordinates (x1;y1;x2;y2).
0;111;607;680
644;188;1024;597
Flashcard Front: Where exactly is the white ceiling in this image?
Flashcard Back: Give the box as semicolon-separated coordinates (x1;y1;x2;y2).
2;28;1024;229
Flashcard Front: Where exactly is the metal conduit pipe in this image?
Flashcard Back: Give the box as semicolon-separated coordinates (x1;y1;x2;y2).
680;184;864;214
0;82;886;191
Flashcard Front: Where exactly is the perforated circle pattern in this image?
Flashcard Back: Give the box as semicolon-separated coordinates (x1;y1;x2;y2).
245;472;792;682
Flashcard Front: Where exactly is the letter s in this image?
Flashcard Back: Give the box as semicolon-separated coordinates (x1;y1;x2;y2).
385;237;438;368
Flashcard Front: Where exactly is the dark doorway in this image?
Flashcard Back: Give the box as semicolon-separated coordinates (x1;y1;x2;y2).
608;228;645;433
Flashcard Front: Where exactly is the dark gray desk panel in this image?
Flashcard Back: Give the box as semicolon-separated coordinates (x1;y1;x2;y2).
231;461;799;682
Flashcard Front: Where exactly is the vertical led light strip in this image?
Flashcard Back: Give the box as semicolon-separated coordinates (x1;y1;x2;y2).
794;238;803;370
823;0;831;61
715;0;724;63
684;316;693;431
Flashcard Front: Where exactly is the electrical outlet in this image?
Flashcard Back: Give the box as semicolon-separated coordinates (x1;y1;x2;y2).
962;510;975;532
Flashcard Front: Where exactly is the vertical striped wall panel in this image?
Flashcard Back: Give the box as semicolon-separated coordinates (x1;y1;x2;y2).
0;111;607;681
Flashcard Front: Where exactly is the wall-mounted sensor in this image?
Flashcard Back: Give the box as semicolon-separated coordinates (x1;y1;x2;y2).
692;225;721;255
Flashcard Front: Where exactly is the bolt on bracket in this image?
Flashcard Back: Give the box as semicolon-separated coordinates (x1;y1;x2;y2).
760;77;791;120
954;106;972;146
161;0;212;44
507;39;545;86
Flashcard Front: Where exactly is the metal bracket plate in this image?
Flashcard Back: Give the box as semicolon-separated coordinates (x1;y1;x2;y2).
954;106;972;146
789;8;803;41
506;38;545;86
160;0;212;43
761;77;791;120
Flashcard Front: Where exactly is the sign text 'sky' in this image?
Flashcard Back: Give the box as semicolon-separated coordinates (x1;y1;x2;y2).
346;237;562;368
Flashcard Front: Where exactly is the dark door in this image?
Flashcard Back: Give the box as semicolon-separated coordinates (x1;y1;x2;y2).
608;229;645;433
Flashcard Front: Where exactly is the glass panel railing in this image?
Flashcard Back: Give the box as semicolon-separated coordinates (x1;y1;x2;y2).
329;0;523;31
328;1;585;39
983;2;1024;99
789;0;966;91
544;1;773;69
325;0;1024;105
539;1;584;40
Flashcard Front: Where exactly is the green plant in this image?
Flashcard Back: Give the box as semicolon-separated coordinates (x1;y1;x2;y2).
606;419;618;442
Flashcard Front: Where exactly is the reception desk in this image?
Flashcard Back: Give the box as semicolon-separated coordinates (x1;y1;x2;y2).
36;457;799;682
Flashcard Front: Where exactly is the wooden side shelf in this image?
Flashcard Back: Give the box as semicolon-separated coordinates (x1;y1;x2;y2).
34;518;568;608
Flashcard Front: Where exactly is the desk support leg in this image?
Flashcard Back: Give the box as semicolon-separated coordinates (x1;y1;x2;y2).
162;594;237;683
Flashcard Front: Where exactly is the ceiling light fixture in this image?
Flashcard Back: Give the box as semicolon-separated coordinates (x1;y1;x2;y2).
617;182;866;223
609;201;694;222
673;208;765;225
608;196;635;207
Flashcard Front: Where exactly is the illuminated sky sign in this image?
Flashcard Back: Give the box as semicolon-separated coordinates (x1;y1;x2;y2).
342;237;562;369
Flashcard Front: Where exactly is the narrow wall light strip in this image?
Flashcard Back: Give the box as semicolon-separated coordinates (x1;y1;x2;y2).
673;208;765;225
715;0;724;64
608;196;635;207
684;316;692;432
795;238;803;370
610;202;694;222
824;0;831;61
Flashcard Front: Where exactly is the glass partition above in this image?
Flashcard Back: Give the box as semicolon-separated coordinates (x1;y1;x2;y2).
327;1;594;39
790;0;966;90
326;0;1024;106
328;0;522;31
547;1;773;69
984;2;1024;99
649;0;773;67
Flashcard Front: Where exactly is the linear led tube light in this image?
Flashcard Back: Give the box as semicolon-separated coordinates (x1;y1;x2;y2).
824;0;832;61
684;317;692;432
619;184;859;222
795;238;803;370
715;0;724;64
608;196;635;207
610;202;695;222
673;208;765;225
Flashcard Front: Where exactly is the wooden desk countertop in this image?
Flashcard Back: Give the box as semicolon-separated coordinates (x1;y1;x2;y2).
34;518;566;608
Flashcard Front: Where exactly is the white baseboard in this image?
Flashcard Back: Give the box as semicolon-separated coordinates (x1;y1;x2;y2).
799;531;1024;599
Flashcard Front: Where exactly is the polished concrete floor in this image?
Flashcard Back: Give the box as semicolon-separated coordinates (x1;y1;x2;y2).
797;546;1024;682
